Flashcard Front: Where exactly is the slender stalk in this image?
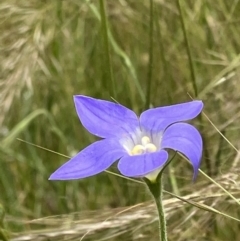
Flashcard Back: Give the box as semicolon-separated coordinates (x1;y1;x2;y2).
155;182;168;241
176;0;197;96
155;4;173;103
145;0;154;109
177;0;211;176
144;178;168;241
99;0;116;98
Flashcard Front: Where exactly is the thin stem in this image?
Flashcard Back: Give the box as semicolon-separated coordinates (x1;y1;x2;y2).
99;0;116;98
144;178;168;241
155;4;173;103
155;182;168;241
177;0;212;176
145;0;154;109
176;0;197;96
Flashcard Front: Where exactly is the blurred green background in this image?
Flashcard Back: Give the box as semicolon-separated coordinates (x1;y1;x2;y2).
1;0;240;240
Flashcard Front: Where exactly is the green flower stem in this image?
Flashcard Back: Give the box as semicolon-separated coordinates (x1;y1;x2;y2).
144;178;168;241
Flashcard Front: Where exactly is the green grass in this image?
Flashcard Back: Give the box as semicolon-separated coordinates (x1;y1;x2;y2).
1;0;240;240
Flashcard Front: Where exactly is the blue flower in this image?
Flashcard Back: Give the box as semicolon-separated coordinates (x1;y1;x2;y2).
49;95;203;181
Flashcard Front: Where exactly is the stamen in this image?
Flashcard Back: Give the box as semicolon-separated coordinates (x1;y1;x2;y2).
145;143;157;152
130;136;157;156
131;145;145;155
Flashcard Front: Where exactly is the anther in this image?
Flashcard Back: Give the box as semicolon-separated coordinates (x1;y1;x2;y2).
145;143;157;152
131;145;145;155
130;136;158;156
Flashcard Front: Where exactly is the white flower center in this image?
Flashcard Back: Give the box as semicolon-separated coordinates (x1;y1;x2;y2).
120;131;163;181
130;136;157;156
120;128;163;156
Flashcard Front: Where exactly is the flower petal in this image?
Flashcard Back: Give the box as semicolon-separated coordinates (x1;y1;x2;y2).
49;139;126;180
74;95;139;138
140;100;203;132
161;123;203;179
118;150;168;177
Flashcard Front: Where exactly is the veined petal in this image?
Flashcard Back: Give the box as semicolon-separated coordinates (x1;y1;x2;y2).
49;139;126;180
118;150;168;177
140;100;203;132
74;95;139;138
161;123;203;179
